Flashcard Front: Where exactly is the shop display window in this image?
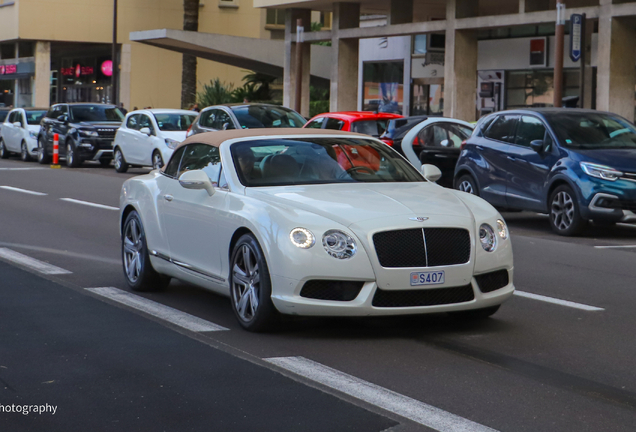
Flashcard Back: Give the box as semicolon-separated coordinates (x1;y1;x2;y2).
362;62;404;115
506;69;580;109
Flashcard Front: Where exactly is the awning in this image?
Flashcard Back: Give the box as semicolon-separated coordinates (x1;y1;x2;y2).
129;29;330;84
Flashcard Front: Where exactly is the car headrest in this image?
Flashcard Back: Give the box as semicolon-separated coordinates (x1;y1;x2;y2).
260;154;301;180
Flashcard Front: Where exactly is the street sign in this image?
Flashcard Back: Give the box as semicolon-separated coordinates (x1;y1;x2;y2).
570;14;583;62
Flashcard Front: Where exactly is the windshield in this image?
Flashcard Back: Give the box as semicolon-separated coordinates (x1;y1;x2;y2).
351;120;389;137
25;110;46;125
231;105;305;129
231;137;425;187
70;105;124;122
153;113;197;131
548;112;636;149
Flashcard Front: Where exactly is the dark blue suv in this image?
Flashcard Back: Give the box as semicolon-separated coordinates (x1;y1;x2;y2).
454;109;636;235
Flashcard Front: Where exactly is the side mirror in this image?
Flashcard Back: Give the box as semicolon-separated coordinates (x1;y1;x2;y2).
440;139;451;147
421;164;442;183
12;121;21;128
178;170;215;196
139;127;152;136
530;139;544;153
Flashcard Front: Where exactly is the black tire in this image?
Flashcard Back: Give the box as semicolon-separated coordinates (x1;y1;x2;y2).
455;174;478;196
37;137;50;164
152;151;164;170
450;305;500;320
0;139;9;159
229;234;279;332
20;141;31;162
114;148;128;173
66;140;81;168
99;158;111;167
122;210;170;292
549;185;587;236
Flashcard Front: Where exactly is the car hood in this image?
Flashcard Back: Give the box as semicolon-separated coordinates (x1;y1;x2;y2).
572;149;636;173
74;122;121;128
246;182;474;226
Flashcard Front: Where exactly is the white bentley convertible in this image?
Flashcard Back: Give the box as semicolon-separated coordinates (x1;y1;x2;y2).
120;129;514;331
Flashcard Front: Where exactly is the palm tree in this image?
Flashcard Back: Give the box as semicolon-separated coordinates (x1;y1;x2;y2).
181;0;200;109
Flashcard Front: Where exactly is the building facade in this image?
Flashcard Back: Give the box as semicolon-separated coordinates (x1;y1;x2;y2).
0;0;272;109
253;0;636;122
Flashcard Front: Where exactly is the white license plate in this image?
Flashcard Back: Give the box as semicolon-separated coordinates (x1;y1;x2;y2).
410;271;445;286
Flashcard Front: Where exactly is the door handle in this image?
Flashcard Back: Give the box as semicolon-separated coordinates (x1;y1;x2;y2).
164;195;173;202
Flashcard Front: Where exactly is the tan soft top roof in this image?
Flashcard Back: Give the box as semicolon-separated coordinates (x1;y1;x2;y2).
176;128;370;150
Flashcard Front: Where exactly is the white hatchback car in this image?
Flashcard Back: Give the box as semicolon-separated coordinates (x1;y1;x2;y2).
120;129;514;332
0;108;47;161
113;109;198;172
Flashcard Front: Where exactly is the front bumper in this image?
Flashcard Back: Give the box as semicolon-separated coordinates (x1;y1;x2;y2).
270;270;514;317
586;193;636;223
77;138;115;160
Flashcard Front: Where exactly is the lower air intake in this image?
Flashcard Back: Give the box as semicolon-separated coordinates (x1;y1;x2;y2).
300;280;364;302
372;284;474;308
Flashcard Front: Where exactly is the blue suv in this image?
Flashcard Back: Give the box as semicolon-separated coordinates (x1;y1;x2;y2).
454;109;636;235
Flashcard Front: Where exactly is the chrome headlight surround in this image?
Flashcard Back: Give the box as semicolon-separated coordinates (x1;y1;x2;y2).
580;162;623;181
290;227;315;249
496;219;508;240
165;138;180;149
479;224;497;252
322;230;357;259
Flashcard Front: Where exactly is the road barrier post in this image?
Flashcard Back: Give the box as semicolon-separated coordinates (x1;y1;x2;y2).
51;134;61;169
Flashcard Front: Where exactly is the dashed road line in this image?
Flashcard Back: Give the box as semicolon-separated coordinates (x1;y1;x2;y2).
0;185;47;196
514;291;604;311
0;168;48;171
0;248;72;275
594;245;636;249
59;198;119;211
86;287;229;332
266;356;498;432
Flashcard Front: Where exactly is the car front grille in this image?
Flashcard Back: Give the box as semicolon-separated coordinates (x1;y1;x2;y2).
373;228;471;268
619;200;636;212
300;280;364;302
475;269;509;293
96;128;117;139
372;284;474;308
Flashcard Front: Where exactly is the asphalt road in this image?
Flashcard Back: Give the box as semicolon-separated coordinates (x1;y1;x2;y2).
1;156;636;431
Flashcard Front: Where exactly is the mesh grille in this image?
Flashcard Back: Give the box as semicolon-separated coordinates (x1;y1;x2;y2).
424;228;471;267
300;280;364;302
373;229;427;268
475;270;509;293
373;228;470;268
372;284;474;308
97;129;117;139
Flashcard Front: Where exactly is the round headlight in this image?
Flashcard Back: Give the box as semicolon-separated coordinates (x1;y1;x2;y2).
322;230;356;259
496;219;508;240
479;224;497;252
290;228;315;249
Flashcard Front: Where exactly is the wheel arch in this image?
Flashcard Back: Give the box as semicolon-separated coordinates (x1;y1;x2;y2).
228;226;257;264
454;166;480;190
120;204;138;237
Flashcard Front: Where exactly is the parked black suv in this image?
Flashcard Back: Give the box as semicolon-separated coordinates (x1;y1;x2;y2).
38;103;124;167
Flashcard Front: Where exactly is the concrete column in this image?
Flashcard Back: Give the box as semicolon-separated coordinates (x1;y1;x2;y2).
34;41;51;108
389;0;413;25
582;16;594;109
330;2;360;112
444;0;478;121
283;8;311;117
119;44;132;112
596;15;636;119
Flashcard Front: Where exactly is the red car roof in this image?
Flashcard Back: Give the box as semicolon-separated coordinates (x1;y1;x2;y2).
306;111;404;123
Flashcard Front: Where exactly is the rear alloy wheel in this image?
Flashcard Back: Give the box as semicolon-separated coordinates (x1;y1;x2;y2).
0;139;9;159
456;174;478;196
66;140;81;168
549;185;586;236
122;210;170;292
21;141;31;162
114;148;128;173
37;137;50;164
152;151;164;170
230;234;279;332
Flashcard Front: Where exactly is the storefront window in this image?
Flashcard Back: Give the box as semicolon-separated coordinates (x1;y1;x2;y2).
57;56;113;103
411;82;444;116
362;62;404;115
506;69;580;109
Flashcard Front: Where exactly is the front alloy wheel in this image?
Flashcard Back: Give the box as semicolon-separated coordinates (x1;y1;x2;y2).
0;140;8;159
21;141;31;162
66;141;80;168
114;148;128;173
549;185;586;236
38;137;50;164
456;174;478;196
152;152;164;170
230;234;279;332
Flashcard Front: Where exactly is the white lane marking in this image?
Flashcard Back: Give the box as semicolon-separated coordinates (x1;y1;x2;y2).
0;242;120;265
0;185;47;196
594;245;636;249
266;356;498;432
514;291;604;311
86;287;229;332
60;198;119;211
0;168;48;171
0;248;72;275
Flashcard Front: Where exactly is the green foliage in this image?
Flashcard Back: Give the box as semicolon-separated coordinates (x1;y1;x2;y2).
196;79;235;108
311;22;332;47
309;85;330;117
